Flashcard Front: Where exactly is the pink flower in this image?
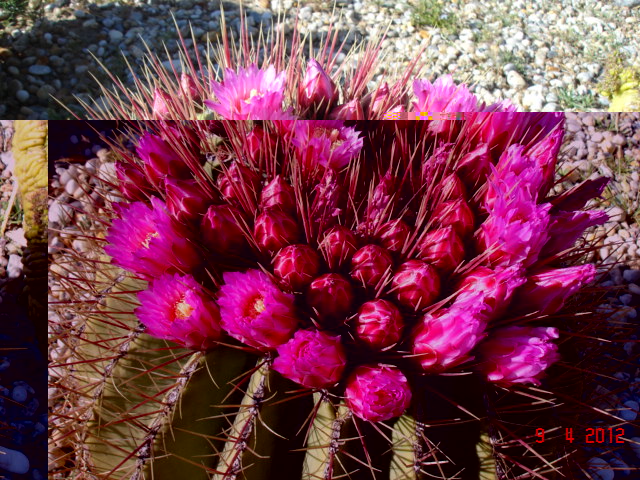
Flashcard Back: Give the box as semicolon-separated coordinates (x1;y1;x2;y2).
292;120;363;170
205;65;289;120
412;75;480;114
477;188;551;268
217;161;261;205
136;132;189;189
180;72;200;101
550;177;609;212
455;265;525;319
541;210;608;257
218;269;299;351
391;260;441;311
362;82;390;117
511;265;596;316
136;272;221;350
273;329;346;388
328;99;365;120
115;161;152;202
431;198;475;237
299;59;339;111
377;219;411;253
105;198;200;279
412;292;489;371
273;244;321;291
354;300;404;350
477;326;560;386
345;365;412;422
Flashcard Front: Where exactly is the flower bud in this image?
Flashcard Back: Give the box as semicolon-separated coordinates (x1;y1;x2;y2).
273;244;321;291
201;205;248;254
254;209;301;253
115;161;151;202
328;99;365;121
165;177;213;223
306;273;354;323
431;198;474;237
362;82;390;117
300;59;339;110
217;162;261;204
441;173;467;201
136;272;222;350
476;326;560;386
319;226;358;270
345;365;411;422
354;300;403;350
417;226;465;273
377;219;411;253
152;88;171;118
273;329;346;388
351;245;394;289
218;269;299;351
137;132;190;189
261;175;296;214
512;265;596;316
180;72;201;101
392;260;441;310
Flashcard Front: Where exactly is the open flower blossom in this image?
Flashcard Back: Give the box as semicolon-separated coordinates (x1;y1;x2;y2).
273;329;346;388
105;197;200;279
218;269;299;351
345;365;412;422
477;326;560;385
291;120;364;170
205;65;289;120
136;273;221;350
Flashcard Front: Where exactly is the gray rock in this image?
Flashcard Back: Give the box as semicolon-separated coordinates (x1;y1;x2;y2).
506;70;527;90
27;64;52;76
15;89;29;103
7;254;22;278
109;29;124;44
623;269;640;283
0;447;29;474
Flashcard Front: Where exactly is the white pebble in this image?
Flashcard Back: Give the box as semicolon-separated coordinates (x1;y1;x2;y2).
7;254;22;278
65;178;79;196
0;446;29;474
12;385;28;403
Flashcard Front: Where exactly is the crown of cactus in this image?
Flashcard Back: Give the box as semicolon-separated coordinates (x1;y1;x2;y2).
50;114;639;480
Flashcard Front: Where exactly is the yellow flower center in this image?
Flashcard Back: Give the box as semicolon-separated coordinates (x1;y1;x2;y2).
244;88;263;104
174;297;194;320
141;231;159;248
313;128;343;151
244;294;266;318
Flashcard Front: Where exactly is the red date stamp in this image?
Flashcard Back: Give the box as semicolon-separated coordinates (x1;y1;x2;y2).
534;427;625;443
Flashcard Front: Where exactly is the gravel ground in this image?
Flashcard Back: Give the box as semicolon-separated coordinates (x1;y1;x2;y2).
1;0;639;119
0;122;47;480
46;115;640;477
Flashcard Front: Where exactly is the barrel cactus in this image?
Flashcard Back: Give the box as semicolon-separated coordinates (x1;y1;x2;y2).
49;115;637;480
11;120;47;356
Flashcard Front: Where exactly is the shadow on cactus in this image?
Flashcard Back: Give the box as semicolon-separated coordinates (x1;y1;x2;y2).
49;116;639;480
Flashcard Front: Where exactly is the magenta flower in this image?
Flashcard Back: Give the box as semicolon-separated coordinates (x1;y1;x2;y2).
350;244;394;289
418;226;465;273
345;365;412;422
306;273;354;324
152;88;171;119
328;99;365;120
273;329;346;389
354;299;404;350
377;219;411;253
105;198;200;279
260;175;296;214
218;269;299;351
391;260;441;311
254;209;301;253
273;244;321;291
455;265;525;319
412;75;480;114
541;210;609;257
512;265;597;316
180;72;200;101
291;120;364;170
201;205;248;255
115;161;152;202
205;65;289;120
165;177;213;223
412;292;489;371
135;272;221;350
476;326;560;386
137;132;189;189
299;59;339;110
319;226;358;270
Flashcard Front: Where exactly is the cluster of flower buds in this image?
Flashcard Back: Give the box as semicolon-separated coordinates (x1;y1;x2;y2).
106;112;607;422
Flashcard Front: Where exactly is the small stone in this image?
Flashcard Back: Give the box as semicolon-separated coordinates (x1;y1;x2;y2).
623;269;640;283
605;206;625;223
28;64;52;75
109;29;124;43
65;178;79;196
0;447;29;474
506;70;527;90
629;283;640;295
620;294;632;305
15;89;29;102
7;254;22;278
621;400;638;421
12;385;28;402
